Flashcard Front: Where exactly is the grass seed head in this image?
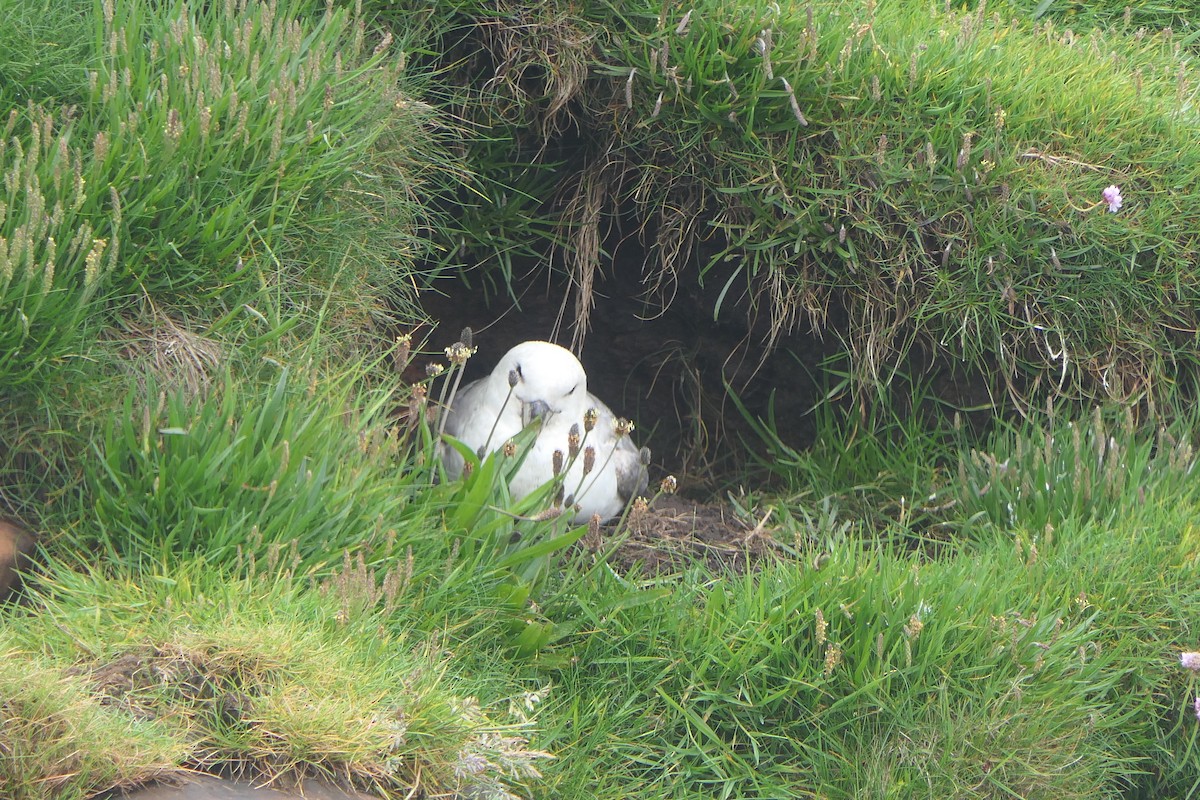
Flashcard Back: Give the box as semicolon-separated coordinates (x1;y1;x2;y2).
532;505;564;522
444;341;476;366
956;130;973;170
407;382;426;415
583;408;599;432
630;496;649;525
822;642;842;676
392;334;411;373
165;108;182;142
675;9;692;35
583;513;602;550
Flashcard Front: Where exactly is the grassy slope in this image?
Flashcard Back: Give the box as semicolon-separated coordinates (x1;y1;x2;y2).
536;414;1200;798
1;1;1199;799
407;0;1200;407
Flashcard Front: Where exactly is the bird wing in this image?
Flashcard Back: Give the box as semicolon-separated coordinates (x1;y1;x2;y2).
441;376;484;439
615;444;651;505
439;377;487;480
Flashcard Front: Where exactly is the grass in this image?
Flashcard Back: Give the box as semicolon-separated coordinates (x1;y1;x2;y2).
2;0;1200;799
0;0;95;108
8;400;1200;798
532;437;1200;798
0;642;182;800
3;557;552;799
0;0;441;393
80;365;413;569
728;367;961;534
980;0;1200;32
396;0;1200;409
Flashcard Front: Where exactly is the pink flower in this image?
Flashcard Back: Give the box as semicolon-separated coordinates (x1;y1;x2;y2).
1102;185;1123;213
1183;652;1200;671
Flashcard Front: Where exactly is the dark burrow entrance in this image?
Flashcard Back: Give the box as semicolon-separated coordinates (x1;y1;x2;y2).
417;236;842;497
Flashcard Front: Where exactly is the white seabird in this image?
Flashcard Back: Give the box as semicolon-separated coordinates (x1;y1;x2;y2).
441;340;650;523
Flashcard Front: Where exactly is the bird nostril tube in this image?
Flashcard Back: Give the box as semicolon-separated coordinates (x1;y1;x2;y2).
525;399;553;424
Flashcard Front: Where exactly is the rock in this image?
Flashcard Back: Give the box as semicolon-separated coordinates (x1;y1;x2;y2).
106;773;382;800
0;519;35;602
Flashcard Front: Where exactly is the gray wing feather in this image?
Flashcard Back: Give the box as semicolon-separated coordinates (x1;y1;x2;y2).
439;377;484;479
441;377;483;438
616;445;651;504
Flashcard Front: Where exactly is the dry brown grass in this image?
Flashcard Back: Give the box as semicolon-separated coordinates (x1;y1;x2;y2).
107;298;224;400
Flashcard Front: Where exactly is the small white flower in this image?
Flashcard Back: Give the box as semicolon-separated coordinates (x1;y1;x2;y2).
1181;652;1200;671
1102;185;1123;213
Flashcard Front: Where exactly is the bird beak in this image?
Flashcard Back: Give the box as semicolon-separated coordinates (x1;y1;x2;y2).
523;399;553;427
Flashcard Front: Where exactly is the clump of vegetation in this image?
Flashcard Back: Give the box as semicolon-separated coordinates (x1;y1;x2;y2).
0;0;437;394
3;560;552;799
0;0;95;108
82;366;411;568
0;639;183;800
397;0;1200;411
534;410;1200;798
953;404;1199;533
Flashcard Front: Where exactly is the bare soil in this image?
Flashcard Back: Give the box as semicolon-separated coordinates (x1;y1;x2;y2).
594;494;784;575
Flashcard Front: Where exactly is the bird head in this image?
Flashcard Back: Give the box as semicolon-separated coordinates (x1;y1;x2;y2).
492;341;588;427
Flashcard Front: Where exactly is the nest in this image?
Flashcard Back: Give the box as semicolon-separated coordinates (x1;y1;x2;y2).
600;495;782;575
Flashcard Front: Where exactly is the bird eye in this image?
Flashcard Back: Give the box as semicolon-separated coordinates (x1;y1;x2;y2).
568;385;577;395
